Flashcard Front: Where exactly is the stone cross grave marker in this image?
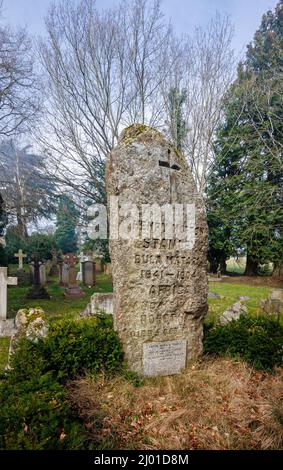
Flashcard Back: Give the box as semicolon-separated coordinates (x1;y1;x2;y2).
14;249;27;270
105;125;208;376
64;253;84;298
0;267;17;320
77;251;87;281
27;254;50;299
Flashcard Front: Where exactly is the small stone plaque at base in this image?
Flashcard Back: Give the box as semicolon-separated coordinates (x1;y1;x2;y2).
143;340;187;377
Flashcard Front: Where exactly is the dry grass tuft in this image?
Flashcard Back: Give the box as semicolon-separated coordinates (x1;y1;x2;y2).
68;358;283;450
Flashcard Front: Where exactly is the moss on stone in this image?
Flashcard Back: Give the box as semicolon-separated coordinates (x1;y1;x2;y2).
121;124;163;146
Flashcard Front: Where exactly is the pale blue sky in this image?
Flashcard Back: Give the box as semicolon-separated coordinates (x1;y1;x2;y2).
1;0;279;56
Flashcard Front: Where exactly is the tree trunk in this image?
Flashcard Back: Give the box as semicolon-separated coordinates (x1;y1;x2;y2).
244;252;259;276
219;256;227;275
209;258;219;274
16;211;28;238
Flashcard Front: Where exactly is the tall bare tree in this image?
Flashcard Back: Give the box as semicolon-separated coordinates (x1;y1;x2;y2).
38;0;176;203
0;3;39;137
163;14;235;191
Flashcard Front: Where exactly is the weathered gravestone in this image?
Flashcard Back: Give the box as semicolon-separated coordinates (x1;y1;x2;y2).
30;262;47;286
59;262;69;286
64;253;84;298
0;267;17;320
14;249;27;270
94;255;104;273
77;252;88;281
104;263;112;275
82;260;96;287
49;248;59;276
105;125;208;376
26;254;50;299
39;264;47;286
14;249;29;285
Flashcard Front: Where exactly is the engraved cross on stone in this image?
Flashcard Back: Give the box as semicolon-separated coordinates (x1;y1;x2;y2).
0;267;17;320
14;249;27;270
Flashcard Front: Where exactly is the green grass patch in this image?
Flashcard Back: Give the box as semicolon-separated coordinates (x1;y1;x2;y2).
207;281;271;324
7;273;113;320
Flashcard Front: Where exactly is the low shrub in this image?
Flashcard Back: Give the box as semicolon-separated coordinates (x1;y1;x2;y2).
204;315;283;371
43;315;124;379
0;314;123;449
0;371;87;449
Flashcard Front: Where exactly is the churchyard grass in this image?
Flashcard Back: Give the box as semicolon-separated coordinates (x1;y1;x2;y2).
6;270;279;324
7;269;113;320
207;282;272;324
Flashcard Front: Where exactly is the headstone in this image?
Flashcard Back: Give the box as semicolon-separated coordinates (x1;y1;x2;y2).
14;249;27;270
29;262;47;286
77;251;87;281
15;248;29;285
39;264;47;286
82;260;96;287
104;263;112;275
60;263;69;286
26;254;50;299
81;293;113;317
64;253;84;298
219;301;247;326
261;289;283;315
94;255;103;273
105;125;208;376
49;248;59;276
0;267;17;320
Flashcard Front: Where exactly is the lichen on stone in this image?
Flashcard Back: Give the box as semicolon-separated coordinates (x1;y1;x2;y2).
120;123;163;146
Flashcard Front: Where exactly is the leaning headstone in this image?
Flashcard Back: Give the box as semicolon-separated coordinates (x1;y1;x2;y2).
105;125;208;376
0;267;17;320
64;253;84;299
219;301;247;326
82;260;96;287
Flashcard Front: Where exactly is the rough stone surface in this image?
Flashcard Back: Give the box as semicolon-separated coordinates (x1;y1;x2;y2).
0;319;16;337
219;302;248;326
81;293;113;317
9;308;49;366
15;307;48;342
261;289;283;315
105;125;208;376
